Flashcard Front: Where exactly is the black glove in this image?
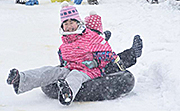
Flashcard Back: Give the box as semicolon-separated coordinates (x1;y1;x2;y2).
131;35;143;58
104;30;111;41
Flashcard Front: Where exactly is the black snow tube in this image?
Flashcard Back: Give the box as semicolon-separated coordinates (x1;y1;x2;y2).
41;70;135;101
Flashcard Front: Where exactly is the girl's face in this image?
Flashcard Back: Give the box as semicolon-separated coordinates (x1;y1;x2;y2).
62;19;78;32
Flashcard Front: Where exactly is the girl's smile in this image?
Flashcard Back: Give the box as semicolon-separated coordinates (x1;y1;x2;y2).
63;19;78;32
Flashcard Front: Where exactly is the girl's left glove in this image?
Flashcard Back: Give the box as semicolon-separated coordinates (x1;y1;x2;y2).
82;59;99;69
104;30;111;41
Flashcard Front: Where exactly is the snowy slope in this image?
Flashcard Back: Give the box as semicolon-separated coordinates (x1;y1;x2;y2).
0;0;180;111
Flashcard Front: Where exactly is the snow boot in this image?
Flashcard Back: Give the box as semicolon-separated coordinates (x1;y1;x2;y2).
87;0;99;5
7;68;20;93
131;35;143;58
16;0;26;4
25;0;39;6
104;30;111;41
58;79;73;106
41;71;135;101
104;56;126;74
117;48;137;68
74;0;83;5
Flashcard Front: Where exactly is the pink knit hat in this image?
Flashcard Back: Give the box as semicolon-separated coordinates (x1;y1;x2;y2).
84;11;103;34
60;2;81;24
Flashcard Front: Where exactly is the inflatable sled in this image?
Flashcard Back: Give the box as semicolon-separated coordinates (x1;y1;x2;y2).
41;70;135;102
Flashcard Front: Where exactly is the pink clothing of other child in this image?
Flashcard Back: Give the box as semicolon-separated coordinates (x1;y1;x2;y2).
84;11;103;34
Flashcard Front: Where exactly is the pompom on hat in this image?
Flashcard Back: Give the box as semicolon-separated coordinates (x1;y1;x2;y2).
84;11;103;34
60;1;81;24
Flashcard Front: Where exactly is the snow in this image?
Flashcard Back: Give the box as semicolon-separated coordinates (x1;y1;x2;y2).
0;0;180;111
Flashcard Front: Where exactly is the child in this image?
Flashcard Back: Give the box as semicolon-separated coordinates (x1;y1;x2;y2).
6;2;124;106
84;11;143;74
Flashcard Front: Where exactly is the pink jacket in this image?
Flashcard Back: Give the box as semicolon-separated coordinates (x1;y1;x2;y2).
59;28;112;79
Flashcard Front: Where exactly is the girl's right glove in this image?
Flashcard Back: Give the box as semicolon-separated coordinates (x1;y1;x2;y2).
82;59;99;69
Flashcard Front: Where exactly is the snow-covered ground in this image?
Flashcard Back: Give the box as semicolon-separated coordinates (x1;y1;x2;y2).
0;0;180;111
